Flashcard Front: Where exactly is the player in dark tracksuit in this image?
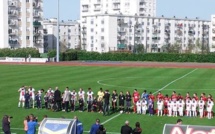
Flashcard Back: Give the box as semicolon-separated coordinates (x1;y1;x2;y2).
112;90;118;112
25;91;30;109
119;91;125;112
35;92;42;109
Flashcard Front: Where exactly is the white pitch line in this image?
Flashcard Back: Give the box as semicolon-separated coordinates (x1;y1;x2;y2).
101;113;122;125
152;68;198;95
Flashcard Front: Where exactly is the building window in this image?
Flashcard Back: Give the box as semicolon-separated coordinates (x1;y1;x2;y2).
101;28;104;32
26;36;29;40
91;36;94;39
68;29;71;32
101;36;104;40
91;28;94;32
91;20;94;24
26;0;29;2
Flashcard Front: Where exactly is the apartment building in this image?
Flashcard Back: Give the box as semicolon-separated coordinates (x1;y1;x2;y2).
43;18;80;52
82;14;210;53
80;0;156;18
211;15;215;52
0;0;43;52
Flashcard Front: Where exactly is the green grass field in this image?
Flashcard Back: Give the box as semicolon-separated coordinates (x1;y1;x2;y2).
0;64;215;134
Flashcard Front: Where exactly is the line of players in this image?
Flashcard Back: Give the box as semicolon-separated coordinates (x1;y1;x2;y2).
18;86;131;113
134;90;214;119
18;86;214;119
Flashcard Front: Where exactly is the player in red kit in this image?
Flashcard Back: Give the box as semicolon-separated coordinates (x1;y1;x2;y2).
132;89;140;113
163;94;169;115
156;91;164;101
171;91;177;101
149;92;155;101
193;93;199;101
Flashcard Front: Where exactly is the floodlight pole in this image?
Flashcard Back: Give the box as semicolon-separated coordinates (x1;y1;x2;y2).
56;0;60;62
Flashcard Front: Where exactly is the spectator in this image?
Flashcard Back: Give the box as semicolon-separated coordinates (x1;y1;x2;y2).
96;125;106;134
90;119;100;134
120;120;132;134
27;115;38;134
176;119;182;125
24;116;29;134
132;122;142;134
2;115;11;134
74;116;83;134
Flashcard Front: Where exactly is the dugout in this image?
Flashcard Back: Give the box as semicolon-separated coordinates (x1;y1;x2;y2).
163;124;215;134
38;118;76;134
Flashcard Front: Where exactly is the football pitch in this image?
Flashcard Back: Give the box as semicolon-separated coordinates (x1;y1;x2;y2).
0;63;215;134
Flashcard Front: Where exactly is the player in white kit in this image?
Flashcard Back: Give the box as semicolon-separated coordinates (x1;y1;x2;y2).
136;99;142;114
167;99;173;117
198;97;205;118
78;88;85;102
191;97;197;117
18;86;26;108
177;98;184;117
207;98;214;119
87;88;94;112
28;86;35;108
141;99;147;115
186;97;192;117
172;100;178;117
157;98;164;116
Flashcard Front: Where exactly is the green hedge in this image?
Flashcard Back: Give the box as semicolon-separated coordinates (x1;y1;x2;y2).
0;48;40;57
47;49;215;63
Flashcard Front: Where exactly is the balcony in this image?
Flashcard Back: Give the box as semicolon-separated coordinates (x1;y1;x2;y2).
139;4;146;8
153;30;160;34
151;44;158;49
34;31;41;36
188;30;195;35
9;39;18;45
8;30;17;36
118;28;126;33
113;6;120;10
33;13;41;18
152;36;160;40
213;22;215;26
82;8;88;12
8;10;17;17
8;20;17;26
212;37;215;41
176;23;183;29
94;7;101;11
82;29;86;34
33;21;41;27
33;3;41;9
8;1;17;7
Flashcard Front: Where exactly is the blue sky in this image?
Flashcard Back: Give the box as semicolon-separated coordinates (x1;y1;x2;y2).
43;0;215;21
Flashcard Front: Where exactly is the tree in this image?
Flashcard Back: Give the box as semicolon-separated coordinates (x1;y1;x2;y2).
133;44;144;53
166;42;180;53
